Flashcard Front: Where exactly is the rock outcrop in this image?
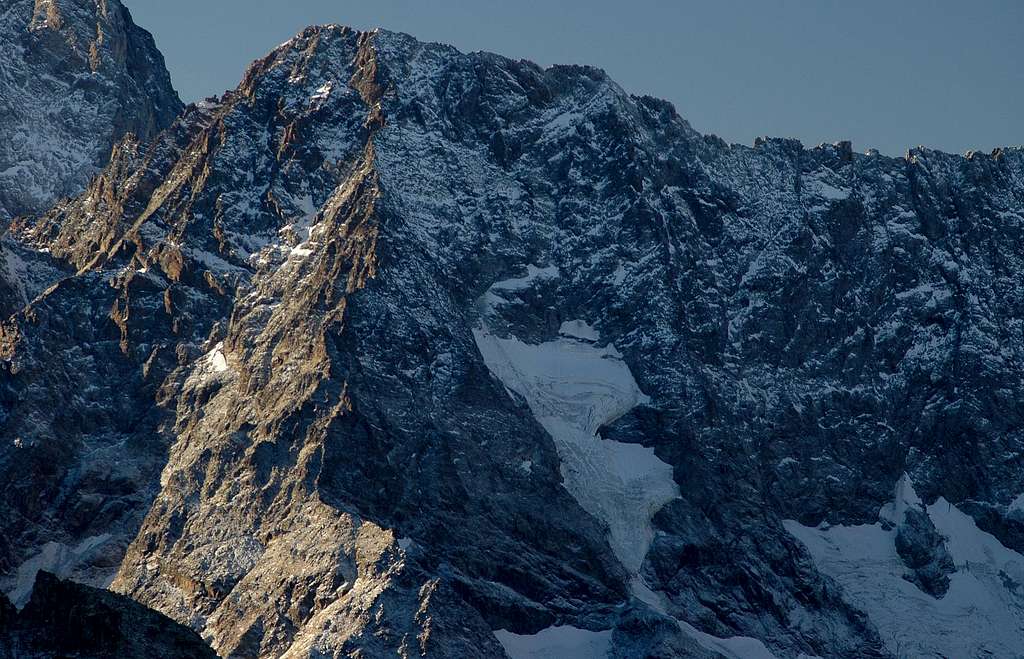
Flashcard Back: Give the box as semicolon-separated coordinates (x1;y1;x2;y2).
0;0;183;612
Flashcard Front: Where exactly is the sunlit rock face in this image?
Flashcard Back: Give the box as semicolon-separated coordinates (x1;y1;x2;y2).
3;15;1024;658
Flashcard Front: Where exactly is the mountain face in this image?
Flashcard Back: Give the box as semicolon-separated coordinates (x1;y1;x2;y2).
0;0;181;222
0;0;181;607
2;16;1024;659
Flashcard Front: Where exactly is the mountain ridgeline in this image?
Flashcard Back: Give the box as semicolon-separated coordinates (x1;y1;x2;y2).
1;4;1024;658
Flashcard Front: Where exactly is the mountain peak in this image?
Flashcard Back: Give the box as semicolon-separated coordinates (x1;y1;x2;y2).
0;0;180;221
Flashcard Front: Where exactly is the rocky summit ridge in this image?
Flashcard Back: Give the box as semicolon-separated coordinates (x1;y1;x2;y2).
2;8;1024;659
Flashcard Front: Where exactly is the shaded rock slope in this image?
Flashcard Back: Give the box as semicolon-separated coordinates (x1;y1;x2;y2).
2;16;1024;659
0;0;181;321
0;571;215;659
0;0;181;611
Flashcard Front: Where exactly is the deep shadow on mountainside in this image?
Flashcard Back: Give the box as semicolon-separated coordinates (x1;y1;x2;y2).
2;4;1024;658
0;571;214;659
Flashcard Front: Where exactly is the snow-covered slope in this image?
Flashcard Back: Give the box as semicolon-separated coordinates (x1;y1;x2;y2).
494;625;613;659
787;476;1024;658
474;327;675;572
474;271;678;574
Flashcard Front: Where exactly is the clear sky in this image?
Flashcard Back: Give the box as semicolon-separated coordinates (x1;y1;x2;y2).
127;1;1023;157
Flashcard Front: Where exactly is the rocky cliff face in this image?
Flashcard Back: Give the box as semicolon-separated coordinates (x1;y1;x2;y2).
0;0;184;617
3;17;1024;659
0;0;181;222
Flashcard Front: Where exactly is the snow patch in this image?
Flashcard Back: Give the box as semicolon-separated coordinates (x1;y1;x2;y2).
208;345;229;373
878;472;922;525
494;626;612;659
785;477;1024;658
545;111;583;133
631;580;778;659
6;534;113;608
479;265;560;314
930;497;1024;572
311;81;333;103
559;319;600;342
804;171;851;201
1009;493;1024;515
491;264;560;292
611;263;628;286
187;342;232;387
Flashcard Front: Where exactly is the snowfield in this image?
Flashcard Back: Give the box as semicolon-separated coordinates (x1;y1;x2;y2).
494;626;612;659
475;275;786;657
786;476;1024;658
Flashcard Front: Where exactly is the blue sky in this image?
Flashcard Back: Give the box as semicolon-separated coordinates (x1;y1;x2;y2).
128;1;1023;156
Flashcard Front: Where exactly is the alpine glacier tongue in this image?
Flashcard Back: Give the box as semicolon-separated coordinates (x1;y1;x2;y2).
473;275;679;575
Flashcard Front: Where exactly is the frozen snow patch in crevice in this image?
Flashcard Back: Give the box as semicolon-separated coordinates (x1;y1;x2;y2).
473;325;678;575
477;265;560;317
494;626;612;659
803;170;851;201
878;472;922;525
559;319;600;342
490;264;560;292
785;476;1024;658
187;342;233;389
1008;493;1024;515
311;80;333;105
485;264;558;302
6;534;113;608
207;344;229;373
